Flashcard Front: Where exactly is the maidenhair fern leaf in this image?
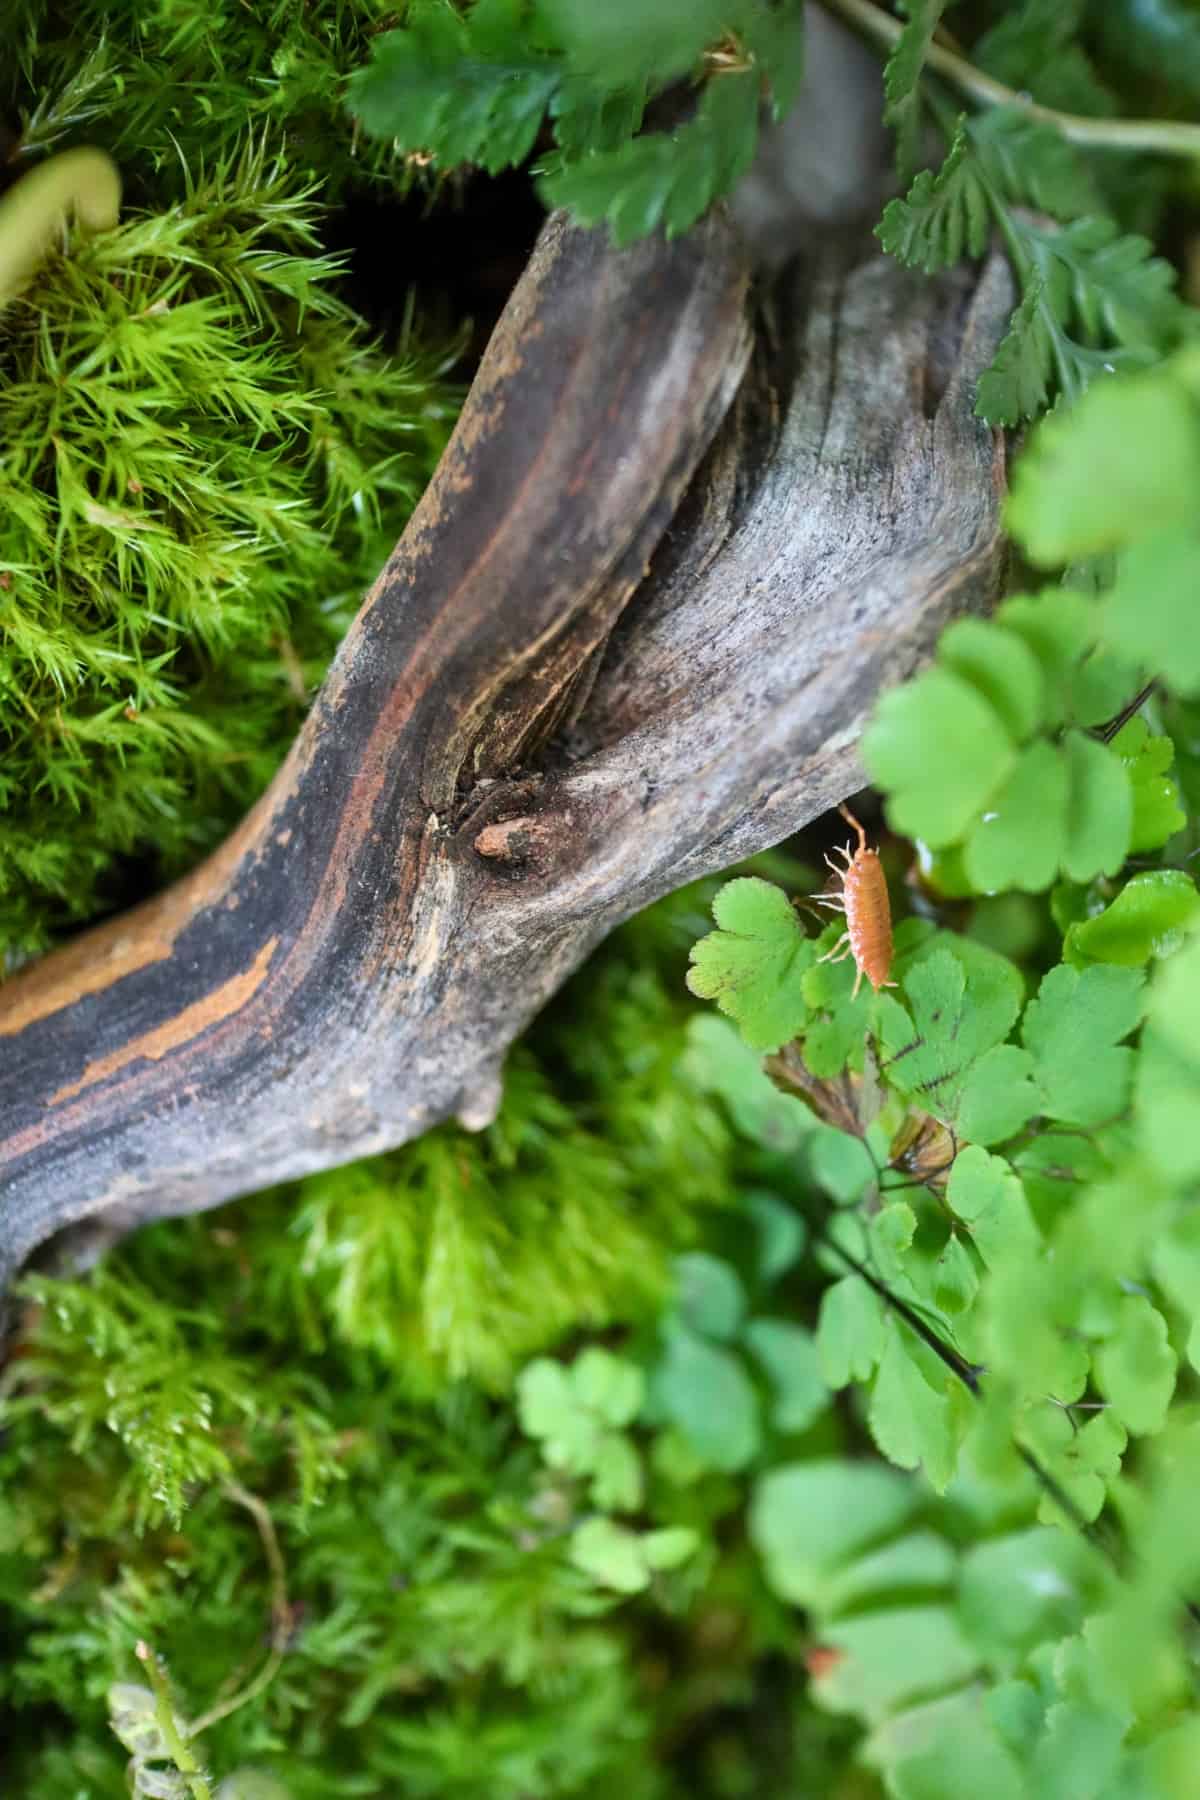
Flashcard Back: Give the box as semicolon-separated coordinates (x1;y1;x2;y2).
1094;1296;1177;1435
1022;962;1144;1126
817;1276;886;1388
1116;721;1188;851
1066;871;1200;968
863;668;1016;847
867;1318;969;1494
686;877;814;1052
877;946;1023;1124
1007;358;1200;564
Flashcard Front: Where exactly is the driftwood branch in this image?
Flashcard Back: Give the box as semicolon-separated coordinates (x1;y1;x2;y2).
0;204;1011;1289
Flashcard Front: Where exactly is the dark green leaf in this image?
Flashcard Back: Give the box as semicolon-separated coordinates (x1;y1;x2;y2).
541;68;760;246
883;0;946;183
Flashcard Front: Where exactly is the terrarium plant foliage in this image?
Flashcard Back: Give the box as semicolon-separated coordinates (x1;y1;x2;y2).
0;2;456;960
5;3;1200;1799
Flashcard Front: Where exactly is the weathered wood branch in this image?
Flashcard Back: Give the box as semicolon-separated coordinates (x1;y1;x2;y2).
0;206;1011;1288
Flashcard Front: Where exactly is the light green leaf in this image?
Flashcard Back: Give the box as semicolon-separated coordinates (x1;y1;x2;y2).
958;1526;1097;1658
1030;1702;1126;1799
1060;730;1132;883
1136;1027;1200;1182
938;617;1046;744
640;1525;700;1571
964;739;1068;893
1065;870;1200;967
956;1045;1040;1146
572;1347;644;1426
947;1145;1039;1270
1104;524;1200;696
1021;1404;1126;1526
868;1319;966;1492
864;668;1016;847
817;1275;886;1388
683;1016;815;1149
888;1696;1025;1800
808;1124;876;1205
1113;717;1186;852
1148;1208;1200;1318
589;1431;643;1512
933;1232;980;1316
1023;963;1144;1126
744;1318;829;1433
1145;931;1200;1065
880;947;1023;1122
818;1530;956;1619
1093;1296;1176;1434
653;1321;760;1471
816;1606;979;1724
1006;362;1200;564
518;1358;598;1467
870;1202;917;1287
749;1459;918;1607
1068;641;1145;730
995;590;1095;730
686;878;814;1052
569;1517;650;1593
1014;1129;1107;1214
802;938;876;1076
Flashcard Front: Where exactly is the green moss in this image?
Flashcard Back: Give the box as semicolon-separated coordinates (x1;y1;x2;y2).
0;889;769;1795
1;17;457;962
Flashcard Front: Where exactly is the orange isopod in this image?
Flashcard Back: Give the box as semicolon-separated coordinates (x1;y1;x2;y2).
813;805;896;1000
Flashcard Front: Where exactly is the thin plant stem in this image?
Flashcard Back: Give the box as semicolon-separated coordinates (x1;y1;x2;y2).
185;1481;290;1740
820;0;1200;159
134;1642;214;1800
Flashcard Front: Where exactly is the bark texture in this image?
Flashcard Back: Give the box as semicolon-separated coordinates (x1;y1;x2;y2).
0;206;1011;1287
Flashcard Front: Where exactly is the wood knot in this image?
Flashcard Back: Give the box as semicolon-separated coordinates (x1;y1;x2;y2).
473;815;542;864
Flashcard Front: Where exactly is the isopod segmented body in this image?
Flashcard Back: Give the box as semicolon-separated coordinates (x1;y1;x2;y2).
813;805;896;1000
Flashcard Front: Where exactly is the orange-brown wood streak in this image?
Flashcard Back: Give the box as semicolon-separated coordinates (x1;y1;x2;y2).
47;936;280;1105
0;777;293;1037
